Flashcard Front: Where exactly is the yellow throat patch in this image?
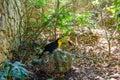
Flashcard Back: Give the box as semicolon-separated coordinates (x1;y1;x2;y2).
58;38;69;48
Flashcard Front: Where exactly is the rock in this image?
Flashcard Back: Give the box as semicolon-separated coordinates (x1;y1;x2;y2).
39;49;73;74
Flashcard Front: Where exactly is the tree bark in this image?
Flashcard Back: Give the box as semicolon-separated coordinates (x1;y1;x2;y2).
0;0;25;63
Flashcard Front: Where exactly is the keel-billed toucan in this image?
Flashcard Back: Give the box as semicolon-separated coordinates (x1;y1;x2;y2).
39;38;71;58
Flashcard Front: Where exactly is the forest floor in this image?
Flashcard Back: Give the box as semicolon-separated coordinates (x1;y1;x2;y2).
29;28;120;80
60;28;120;80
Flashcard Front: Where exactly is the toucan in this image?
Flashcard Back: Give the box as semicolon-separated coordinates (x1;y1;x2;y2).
39;38;71;58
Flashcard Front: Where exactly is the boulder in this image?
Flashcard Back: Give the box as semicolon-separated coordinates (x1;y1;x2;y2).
39;49;73;74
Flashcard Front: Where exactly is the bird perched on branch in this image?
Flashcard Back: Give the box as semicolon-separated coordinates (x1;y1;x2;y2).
39;38;71;58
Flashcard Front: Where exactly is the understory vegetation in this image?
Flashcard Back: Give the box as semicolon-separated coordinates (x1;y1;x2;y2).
1;0;120;80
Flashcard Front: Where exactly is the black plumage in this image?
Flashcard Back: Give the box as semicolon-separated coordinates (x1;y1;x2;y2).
39;38;60;58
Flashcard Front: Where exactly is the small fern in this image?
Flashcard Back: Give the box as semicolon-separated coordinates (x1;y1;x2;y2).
0;61;29;80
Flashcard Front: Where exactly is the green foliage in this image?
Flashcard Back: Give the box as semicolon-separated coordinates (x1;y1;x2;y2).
74;12;94;27
29;0;46;8
113;0;120;13
57;8;72;27
55;8;73;35
34;47;43;54
0;61;29;80
39;13;51;22
47;78;54;80
37;7;73;36
112;0;120;30
118;23;120;30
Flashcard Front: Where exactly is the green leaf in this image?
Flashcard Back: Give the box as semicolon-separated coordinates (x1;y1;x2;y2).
0;61;29;79
47;78;54;80
29;0;46;7
0;76;5;80
11;61;29;78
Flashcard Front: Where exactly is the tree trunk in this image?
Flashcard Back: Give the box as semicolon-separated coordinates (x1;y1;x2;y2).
0;0;25;63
